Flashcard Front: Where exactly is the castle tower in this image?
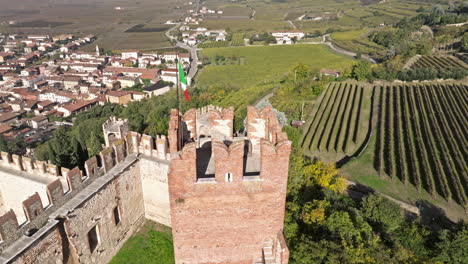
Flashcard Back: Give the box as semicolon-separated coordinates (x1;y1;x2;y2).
168;105;291;264
102;116;129;147
96;44;100;56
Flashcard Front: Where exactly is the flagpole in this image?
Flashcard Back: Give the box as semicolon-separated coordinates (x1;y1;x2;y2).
176;46;180;116
175;46;182;151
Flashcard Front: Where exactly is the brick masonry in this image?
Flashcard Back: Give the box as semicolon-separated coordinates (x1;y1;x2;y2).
0;105;291;264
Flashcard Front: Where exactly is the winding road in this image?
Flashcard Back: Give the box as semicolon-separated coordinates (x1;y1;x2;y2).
165;23;200;84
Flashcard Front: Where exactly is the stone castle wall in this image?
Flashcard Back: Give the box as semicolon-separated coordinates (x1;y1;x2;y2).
0;106;291;264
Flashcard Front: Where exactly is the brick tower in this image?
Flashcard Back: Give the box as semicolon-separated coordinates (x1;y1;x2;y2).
168;105;291;264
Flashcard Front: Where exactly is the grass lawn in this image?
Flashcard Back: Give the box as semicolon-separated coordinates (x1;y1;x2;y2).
197;44;355;89
110;221;174;264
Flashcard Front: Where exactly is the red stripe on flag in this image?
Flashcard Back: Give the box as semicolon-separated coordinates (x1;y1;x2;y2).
184;90;189;102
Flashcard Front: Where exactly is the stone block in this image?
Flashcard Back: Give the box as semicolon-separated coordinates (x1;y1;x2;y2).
22;193;44;222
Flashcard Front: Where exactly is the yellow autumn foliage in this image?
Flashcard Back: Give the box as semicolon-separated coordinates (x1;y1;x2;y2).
303;161;346;193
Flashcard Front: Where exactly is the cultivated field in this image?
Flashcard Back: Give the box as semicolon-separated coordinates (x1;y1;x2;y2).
301;82;373;162
199;33;245;49
331;28;385;56
199;41;230;49
196;45;355;88
375;83;468;206
0;0;186;51
408;55;468;70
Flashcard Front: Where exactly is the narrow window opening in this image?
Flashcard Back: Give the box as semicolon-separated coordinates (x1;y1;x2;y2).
113;206;121;225
225;173;233;182
88;225;100;253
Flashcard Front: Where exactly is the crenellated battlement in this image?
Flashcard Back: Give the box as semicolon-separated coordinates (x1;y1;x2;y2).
169;105;291;185
246;106;288;147
0;132;133;252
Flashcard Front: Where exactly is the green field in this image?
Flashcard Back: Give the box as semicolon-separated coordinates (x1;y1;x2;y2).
197;45;355;88
110;221;174;264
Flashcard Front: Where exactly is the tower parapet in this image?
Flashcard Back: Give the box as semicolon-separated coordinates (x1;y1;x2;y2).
168;105;291;264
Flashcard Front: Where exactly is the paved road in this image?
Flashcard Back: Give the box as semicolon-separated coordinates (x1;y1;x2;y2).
324;34;377;63
165;23;199;84
286;20;296;29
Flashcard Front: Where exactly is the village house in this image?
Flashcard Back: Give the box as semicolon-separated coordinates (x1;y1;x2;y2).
121;50;140;60
160;68;178;83
271;31;305;44
30;114;48;129
116;76;140;88
143;81;171;97
57;99;99;117
0;124;13;135
38;89;74;104
0;112;22;124
105;90;133;105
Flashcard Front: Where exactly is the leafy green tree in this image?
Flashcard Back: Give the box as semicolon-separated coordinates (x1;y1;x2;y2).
351;61;372;81
35;143;51;161
361;194;402;233
433;223;468;264
293;63;310;81
50;126;74;168
461;32;468;52
7;137;26;155
87;131;102;157
0;136;9;153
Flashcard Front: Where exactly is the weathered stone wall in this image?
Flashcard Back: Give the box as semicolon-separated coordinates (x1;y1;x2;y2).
139;156;171;227
10;224;63;264
63;162;145;264
0;192;6;215
0;169;66;224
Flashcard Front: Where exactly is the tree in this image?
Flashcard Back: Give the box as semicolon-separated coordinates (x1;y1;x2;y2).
50;126;74;168
461;32;468;52
301;199;330;224
293;63;310;81
361;194;402;233
351;61;372;81
0;135;9;153
433;223;468;264
87;131;102;157
303;161;346;193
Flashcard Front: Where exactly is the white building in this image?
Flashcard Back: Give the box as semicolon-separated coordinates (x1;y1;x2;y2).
271;31;305;40
122;51;139;60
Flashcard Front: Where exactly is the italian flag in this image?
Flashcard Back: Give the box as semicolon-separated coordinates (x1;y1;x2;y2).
178;61;189;102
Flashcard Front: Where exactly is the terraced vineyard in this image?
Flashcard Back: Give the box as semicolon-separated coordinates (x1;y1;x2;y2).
374;83;468;206
409;55;468;70
301;82;373;162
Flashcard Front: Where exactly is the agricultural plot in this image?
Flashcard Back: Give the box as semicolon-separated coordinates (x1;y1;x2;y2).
197;45;354;89
409;55;468;70
331;29;385;56
301;82;373;162
374;83;468;206
230;33;245;46
199;41;230;48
